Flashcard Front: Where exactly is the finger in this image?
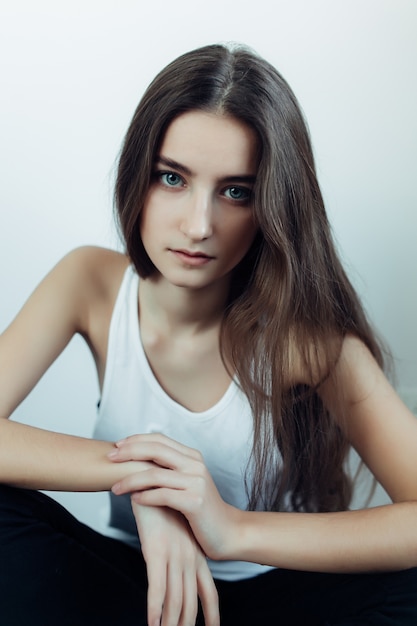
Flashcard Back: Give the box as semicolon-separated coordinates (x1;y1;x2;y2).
108;440;176;464
162;559;183;626
108;440;197;470
115;433;203;461
112;466;192;496
197;563;220;626
180;564;198;626
145;557;166;626
131;487;196;517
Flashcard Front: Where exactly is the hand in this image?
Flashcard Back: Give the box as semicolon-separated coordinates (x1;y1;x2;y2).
131;501;219;626
109;433;242;562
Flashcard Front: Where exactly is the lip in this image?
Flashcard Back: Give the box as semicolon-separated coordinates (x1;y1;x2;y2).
170;248;214;266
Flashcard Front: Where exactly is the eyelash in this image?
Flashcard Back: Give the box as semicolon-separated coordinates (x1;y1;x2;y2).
223;186;252;203
156;171;185;188
153;170;252;204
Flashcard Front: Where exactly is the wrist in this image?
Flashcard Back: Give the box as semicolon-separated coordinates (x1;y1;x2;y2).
208;505;248;561
221;510;277;564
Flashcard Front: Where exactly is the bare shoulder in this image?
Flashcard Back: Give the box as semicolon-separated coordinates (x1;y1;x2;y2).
319;335;417;502
287;328;342;388
320;335;382;405
54;246;129;314
285;332;417;502
63;247;130;381
0;246;129;418
289;331;386;414
28;246;129;331
50;246;130;358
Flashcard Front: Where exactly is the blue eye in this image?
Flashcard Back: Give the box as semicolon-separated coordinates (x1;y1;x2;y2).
224;186;251;202
160;172;183;187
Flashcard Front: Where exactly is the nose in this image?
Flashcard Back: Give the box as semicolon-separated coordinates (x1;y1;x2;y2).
180;189;213;241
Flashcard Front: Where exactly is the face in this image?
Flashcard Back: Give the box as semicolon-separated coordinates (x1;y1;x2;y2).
140;110;259;293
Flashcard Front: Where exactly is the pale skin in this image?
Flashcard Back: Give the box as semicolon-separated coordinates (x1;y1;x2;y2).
1;110;417;626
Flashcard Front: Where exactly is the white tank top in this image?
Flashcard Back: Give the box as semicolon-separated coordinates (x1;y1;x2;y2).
93;265;275;580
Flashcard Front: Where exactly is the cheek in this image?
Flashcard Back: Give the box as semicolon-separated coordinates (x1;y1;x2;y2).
139;198;160;244
229;216;258;250
139;215;149;249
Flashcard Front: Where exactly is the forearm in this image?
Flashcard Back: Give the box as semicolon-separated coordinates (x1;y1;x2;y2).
230;503;417;573
0;419;149;491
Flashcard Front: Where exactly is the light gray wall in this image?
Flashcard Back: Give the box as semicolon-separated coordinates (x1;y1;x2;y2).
1;0;416;523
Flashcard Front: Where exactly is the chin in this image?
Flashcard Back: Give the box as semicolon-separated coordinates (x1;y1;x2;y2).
163;271;219;291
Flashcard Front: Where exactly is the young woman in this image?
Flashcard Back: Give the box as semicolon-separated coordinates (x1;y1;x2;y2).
1;43;417;626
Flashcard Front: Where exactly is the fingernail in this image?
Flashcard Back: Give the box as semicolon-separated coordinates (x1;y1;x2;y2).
107;450;118;459
111;483;121;494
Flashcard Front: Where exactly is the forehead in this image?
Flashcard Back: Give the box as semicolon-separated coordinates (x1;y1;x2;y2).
159;110;259;176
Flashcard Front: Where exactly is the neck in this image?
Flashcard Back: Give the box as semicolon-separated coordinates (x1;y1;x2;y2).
138;274;230;336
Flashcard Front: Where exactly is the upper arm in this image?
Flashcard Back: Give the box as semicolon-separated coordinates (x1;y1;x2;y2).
0;246;120;419
318;336;417;503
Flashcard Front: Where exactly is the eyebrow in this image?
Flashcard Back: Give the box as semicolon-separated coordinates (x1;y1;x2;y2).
155;155;256;185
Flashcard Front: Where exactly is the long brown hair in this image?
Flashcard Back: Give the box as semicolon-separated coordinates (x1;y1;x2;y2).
115;43;385;513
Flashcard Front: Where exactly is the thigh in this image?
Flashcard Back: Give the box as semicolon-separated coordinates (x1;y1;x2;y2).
214;567;417;626
323;568;417;625
0;485;148;626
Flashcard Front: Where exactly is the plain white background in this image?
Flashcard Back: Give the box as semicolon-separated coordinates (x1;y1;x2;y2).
0;0;416;525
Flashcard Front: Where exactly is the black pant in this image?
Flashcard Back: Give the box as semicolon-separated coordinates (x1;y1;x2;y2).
1;484;417;625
